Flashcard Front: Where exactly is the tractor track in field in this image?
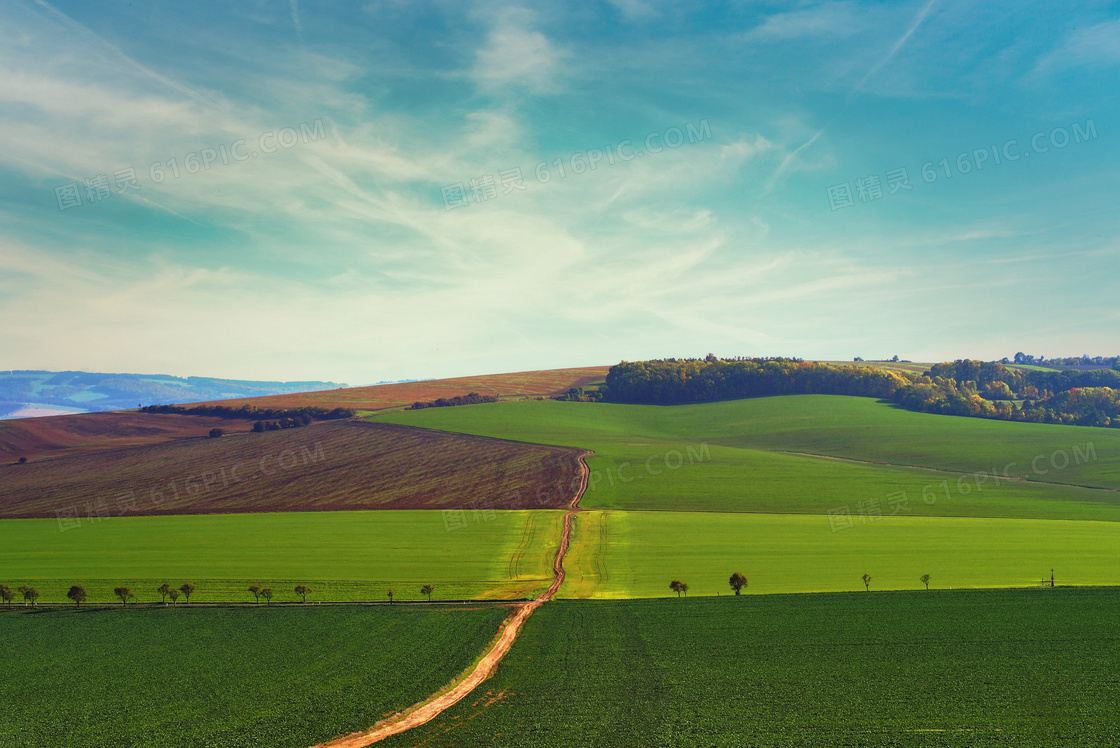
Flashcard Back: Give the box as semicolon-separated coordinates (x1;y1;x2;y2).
314;449;593;748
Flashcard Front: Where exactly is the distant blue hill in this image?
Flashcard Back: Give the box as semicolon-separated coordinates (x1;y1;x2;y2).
0;370;346;419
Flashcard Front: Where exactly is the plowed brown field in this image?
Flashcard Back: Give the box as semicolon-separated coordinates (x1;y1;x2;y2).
0;411;256;463
0;421;583;519
190;366;609;411
0;366;608;464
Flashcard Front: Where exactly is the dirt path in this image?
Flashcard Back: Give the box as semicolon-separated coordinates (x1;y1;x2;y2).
314;450;593;748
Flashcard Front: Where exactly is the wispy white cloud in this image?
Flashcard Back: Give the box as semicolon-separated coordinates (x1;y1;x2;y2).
470;13;565;93
1034;18;1120;75
742;2;867;42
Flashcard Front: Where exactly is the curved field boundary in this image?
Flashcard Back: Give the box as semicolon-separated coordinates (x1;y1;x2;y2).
507;511;538;580
314;450;593;748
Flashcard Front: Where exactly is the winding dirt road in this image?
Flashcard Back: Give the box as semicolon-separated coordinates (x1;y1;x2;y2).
314;450;593;748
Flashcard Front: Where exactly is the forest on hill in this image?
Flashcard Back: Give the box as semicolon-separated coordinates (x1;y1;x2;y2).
600;356;1120;428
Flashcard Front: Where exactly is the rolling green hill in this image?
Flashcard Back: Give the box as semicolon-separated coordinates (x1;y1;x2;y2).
375;397;1120;520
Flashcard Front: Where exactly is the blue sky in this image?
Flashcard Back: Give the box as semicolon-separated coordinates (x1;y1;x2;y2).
0;0;1117;384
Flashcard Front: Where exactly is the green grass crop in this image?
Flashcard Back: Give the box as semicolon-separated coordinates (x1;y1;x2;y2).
378;588;1120;747
560;511;1120;597
374;397;1120;519
0;604;510;748
0;509;563;603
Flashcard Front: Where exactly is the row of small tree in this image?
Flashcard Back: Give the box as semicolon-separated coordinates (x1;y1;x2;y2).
669;572;749;598
667;573;935;596
863;573;933;591
1;582;443;607
247;584;314;604
0;585;39;606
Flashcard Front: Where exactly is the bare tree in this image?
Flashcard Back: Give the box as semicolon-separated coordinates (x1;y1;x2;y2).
67;585;87;608
729;572;748;595
294;585;312;603
920;574;931;591
248;584;262;603
114;587;133;606
157;583;171;605
179;583;196;604
260;588;273;605
420;584;434;602
862;573;872;591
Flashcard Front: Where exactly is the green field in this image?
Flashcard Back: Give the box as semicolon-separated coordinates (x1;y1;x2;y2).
561;511;1120;598
0;510;563;603
375;397;1120;519
378;589;1120;747
0;605;509;748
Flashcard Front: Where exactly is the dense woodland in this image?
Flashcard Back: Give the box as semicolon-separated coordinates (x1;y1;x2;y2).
601;356;1120;428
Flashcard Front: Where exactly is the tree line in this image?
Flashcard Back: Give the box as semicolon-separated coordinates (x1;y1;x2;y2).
598;356;1120;428
140;403;356;421
601;356;911;405
409;392;498;409
666;572;935;596
0;582;443;607
1011;352;1120;368
893;360;1120;427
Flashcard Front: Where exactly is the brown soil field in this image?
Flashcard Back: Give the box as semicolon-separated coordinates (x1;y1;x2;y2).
0;366;608;465
0;420;584;519
190;366;610;411
0;412;256;464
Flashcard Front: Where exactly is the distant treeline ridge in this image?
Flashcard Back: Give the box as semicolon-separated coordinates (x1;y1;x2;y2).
139;404;356;421
600;356;1120;428
409;392;498;410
